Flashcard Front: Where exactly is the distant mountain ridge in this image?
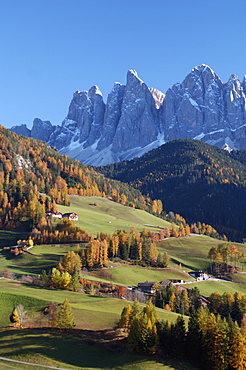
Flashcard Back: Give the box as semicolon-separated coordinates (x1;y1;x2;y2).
98;139;246;242
11;65;246;165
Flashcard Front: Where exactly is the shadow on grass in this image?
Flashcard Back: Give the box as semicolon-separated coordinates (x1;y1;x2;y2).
0;252;56;275
0;328;199;370
170;255;209;271
0;231;28;248
29;253;62;261
170;257;197;271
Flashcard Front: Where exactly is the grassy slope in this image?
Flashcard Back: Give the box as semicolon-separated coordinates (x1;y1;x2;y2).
0;291;49;328
90;265;194;286
58;196;172;234
229;273;246;283
0;281;195;369
182;280;246;296
0;329;199;370
159;235;246;256
0;280;185;329
0;230;28;248
0;197;245;369
0;252;57;276
158;235;246;271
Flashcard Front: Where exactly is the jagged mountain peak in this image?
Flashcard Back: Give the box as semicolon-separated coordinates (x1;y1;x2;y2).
127;69;144;85
184;64;221;89
11;65;246;166
193;64;216;73
88;85;103;97
228;73;239;81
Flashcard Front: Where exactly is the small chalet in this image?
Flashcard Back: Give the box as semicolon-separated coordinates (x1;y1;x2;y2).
137;282;156;294
161;279;185;285
47;212;63;219
189;271;209;281
62;212;79;221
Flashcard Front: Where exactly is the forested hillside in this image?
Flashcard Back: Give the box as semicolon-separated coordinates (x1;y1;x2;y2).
97;139;246;241
0;126;149;230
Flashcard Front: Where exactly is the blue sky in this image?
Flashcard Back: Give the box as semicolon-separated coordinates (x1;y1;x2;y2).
1;0;246;128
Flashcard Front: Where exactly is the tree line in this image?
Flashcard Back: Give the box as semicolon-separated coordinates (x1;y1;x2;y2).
208;242;246;275
120;299;246;369
154;283;246;322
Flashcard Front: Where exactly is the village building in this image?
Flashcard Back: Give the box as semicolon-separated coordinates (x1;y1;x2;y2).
137;282;156;294
161;278;186;285
62;212;79;221
188;270;209;281
46;211;63;219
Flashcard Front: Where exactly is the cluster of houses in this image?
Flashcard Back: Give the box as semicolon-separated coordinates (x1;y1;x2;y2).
135;271;209;295
46;212;79;221
135;279;185;295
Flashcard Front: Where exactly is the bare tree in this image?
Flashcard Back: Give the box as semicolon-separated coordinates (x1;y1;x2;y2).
16;304;27;327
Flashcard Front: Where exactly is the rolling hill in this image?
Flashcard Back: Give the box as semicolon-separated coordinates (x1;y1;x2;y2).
58;195;172;234
0;126;157;232
97;139;246;241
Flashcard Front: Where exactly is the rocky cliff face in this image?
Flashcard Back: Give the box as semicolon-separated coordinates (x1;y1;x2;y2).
161;65;246;149
31;118;55;142
11;65;246;165
11;124;31;137
47;69;163;165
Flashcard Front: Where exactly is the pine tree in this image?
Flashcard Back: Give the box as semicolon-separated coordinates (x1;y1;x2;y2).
180;289;190;315
204;313;230;370
61;251;82;275
127;300;158;354
161;252;169;268
186;311;203;361
229;321;246;369
172;315;186;358
169;292;176;311
119;305;132;331
57;298;75;329
130;299;141;325
70;266;81;292
157;320;172;357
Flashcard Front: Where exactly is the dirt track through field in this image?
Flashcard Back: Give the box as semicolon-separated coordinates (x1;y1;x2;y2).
0;356;71;370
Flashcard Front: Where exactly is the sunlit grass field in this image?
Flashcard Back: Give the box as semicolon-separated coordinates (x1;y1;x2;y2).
0;280;187;330
58;195;172;234
90;265;194;286
159;235;246;256
0;196;245;370
182;279;246;296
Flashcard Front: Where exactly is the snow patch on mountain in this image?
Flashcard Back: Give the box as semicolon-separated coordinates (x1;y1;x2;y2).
11;65;246;165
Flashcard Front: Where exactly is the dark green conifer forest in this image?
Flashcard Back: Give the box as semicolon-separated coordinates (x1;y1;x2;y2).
98;139;246;241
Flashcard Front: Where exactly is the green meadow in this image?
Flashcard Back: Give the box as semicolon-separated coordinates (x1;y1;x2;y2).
182;279;246;296
90;265;194;286
159;235;246;256
58;195;172;234
0;251;56;276
0;329;199;370
0;278;194;370
0;280;186;330
0;196;246;369
158;235;246;272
